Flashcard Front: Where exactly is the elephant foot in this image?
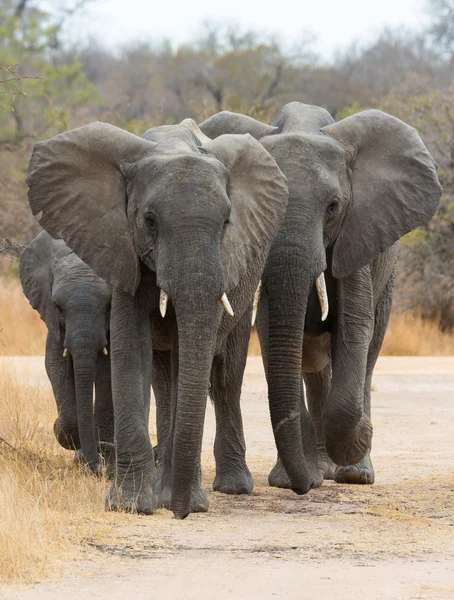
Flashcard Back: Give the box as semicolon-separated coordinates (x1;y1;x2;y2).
73;441;114;478
268;458;323;490
98;441;115;480
106;469;157;515
268;458;291;489
317;453;337;480
73;449;103;476
334;456;375;485
158;483;209;514
54;418;80;450
325;414;373;467
213;465;254;495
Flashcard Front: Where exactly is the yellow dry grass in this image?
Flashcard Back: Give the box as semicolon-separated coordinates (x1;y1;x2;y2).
0;279;47;356
0;368;109;584
381;313;454;356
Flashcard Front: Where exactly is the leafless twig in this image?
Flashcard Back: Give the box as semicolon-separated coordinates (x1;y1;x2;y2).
0;65;40;112
0;238;26;261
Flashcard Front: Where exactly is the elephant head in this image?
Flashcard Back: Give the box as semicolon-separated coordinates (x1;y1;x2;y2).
26;119;288;517
200;103;442;492
20;231;111;472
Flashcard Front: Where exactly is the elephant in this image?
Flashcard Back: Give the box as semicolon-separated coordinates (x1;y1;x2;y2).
25;118;288;518
19;231;114;474
200;103;442;492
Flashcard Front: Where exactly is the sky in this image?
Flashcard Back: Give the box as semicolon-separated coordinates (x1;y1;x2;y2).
72;0;428;58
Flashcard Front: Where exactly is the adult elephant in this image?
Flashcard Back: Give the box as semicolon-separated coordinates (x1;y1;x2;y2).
25;118;288;518
200;103;442;490
20;231;113;474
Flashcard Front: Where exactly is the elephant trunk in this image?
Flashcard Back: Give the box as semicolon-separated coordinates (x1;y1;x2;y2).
265;244;320;494
165;234;223;519
65;313;107;474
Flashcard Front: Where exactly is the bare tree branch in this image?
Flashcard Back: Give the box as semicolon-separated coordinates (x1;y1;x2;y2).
14;0;30;18
259;62;284;104
0;239;26;261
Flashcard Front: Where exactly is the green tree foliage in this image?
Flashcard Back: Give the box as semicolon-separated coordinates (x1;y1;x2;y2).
0;0;99;247
0;0;99;138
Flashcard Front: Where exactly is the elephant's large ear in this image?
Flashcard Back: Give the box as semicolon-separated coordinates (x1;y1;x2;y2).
26;122;157;294
203;134;288;290
200;111;277;140
19;232;65;339
322;110;442;279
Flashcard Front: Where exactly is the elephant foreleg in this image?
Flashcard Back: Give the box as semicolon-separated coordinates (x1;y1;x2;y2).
210;307;253;495
151;349;171;467
106;283;156;515
334;266;395;485
94;352;114;475
152;348;173;504
324;266;375;467
304;364;336;480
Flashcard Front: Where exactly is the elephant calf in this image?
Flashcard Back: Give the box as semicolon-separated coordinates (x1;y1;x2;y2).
20;231;114;473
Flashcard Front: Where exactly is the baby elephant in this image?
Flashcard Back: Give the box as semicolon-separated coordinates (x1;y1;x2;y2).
20;231;113;473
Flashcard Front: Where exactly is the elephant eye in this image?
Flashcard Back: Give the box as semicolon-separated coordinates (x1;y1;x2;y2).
327;200;340;218
145;214;157;234
53;300;63;314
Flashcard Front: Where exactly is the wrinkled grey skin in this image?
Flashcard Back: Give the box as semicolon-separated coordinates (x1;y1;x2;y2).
200;103;442;492
25;118;288;518
19;231;113;474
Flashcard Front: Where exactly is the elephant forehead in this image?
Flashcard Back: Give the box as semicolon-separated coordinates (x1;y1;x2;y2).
263;133;347;197
55;254;110;291
132;153;228;192
128;154;230;217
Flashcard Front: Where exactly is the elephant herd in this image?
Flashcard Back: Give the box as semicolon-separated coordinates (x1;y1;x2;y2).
19;102;442;519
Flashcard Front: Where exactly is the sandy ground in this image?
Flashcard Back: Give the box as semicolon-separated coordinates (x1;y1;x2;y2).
3;356;454;600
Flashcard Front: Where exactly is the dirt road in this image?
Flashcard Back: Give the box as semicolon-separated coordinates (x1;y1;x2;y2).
4;357;454;600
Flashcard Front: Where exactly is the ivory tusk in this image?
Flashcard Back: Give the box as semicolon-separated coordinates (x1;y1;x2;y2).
220;293;234;317
103;347;108;356
251;281;262;327
159;289;168;318
63;348;68;358
315;272;329;322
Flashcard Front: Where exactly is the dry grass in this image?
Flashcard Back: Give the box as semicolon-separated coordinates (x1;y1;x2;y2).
0;279;47;356
381;313;454;356
0;366;109;584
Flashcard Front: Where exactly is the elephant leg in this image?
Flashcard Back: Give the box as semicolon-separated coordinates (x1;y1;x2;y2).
334;267;395;485
45;332;79;450
156;335;209;512
152;349;171;467
323;267;375;467
268;384;323;489
94;352;114;476
304;365;336;480
210;308;253;495
106;283;156;515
